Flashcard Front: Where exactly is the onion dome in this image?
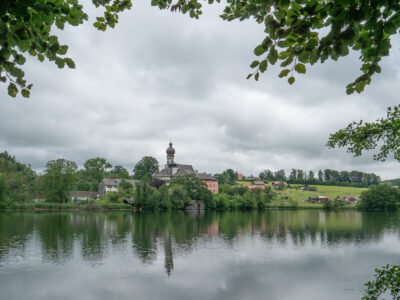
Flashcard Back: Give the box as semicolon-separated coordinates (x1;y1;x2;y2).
166;142;175;155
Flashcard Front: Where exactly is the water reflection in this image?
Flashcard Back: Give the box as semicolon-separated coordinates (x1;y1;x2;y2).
0;210;398;275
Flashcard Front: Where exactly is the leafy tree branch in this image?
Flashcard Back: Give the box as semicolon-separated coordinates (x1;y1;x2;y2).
2;0;400;97
327;105;400;162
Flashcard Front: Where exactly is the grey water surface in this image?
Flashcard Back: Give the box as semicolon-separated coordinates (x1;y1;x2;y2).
1;210;399;300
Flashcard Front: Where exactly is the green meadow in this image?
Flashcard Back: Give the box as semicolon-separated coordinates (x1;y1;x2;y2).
277;185;367;202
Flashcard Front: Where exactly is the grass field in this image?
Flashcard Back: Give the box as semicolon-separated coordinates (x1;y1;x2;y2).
277;185;367;201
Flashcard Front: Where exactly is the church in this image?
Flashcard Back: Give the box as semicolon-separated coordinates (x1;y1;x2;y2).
154;143;219;194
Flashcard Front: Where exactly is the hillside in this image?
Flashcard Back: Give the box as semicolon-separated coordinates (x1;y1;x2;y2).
277;185;367;201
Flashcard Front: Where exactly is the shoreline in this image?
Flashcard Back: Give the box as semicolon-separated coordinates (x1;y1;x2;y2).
0;203;359;212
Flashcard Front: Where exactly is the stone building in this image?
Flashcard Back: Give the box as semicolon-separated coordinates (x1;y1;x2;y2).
154;143;219;194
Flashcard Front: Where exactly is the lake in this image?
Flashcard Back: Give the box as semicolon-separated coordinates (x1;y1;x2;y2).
1;210;400;300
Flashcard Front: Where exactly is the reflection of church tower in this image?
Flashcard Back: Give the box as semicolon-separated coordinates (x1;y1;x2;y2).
166;142;176;166
164;234;174;276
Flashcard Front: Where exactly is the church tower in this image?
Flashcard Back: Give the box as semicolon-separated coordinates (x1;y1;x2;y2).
166;142;175;166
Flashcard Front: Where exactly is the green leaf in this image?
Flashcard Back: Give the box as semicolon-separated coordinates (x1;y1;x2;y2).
8;83;18;97
55;18;64;30
37;54;45;62
279;69;290;78
384;22;397;34
355;82;365;93
246;73;253;79
267;46;278;65
295;63;306;74
64;58;75;68
254;72;259;81
254;45;267;56
55;57;65;68
288;76;295;85
10;67;24;78
21;89;30;98
259;60;268;73
57;45;68;55
250;60;259;68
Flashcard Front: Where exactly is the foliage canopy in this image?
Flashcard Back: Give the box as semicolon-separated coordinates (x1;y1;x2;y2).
328;105;400;162
3;0;400;97
359;183;400;211
133;156;159;180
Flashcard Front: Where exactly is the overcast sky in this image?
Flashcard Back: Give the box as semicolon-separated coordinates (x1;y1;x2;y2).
0;2;399;179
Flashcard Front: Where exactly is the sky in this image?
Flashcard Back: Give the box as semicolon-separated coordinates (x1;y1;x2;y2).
0;1;399;179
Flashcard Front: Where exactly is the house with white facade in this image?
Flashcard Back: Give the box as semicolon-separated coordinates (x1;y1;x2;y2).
98;178;138;198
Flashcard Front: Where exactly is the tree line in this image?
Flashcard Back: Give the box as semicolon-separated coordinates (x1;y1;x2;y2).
258;168;380;187
0;152;160;204
0;152;276;210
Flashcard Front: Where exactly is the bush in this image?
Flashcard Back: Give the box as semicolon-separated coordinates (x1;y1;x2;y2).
360;184;400;211
169;185;189;209
105;191;120;203
216;194;231;210
159;185;171;210
146;190;160;210
323;199;333;210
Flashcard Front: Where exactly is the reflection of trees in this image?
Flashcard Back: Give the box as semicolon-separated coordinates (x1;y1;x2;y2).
0;213;34;261
1;210;400;274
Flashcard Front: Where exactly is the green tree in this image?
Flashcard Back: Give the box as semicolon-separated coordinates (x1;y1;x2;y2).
308;170;315;182
198;187;214;209
133;156;159;180
289;169;297;182
214;169;237;185
147;189;160;210
169;185;189;209
109;165;130;179
318;170;324;182
259;169;274;181
0;151;37;202
242;191;257;210
171;174;207;200
359;183;400;211
119;179;133;196
159;185;171;210
83;157;112;191
133;180;153;208
274;169;286;181
296;169;304;181
42;159;78;203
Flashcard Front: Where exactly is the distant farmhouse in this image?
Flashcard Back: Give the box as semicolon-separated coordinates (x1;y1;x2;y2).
271;181;288;189
154;143;219;194
98;178;138;198
246;181;267;190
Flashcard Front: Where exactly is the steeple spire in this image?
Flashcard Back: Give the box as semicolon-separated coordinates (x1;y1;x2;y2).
166;142;175;165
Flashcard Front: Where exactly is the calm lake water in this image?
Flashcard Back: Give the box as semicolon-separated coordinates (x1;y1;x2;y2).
1;210;400;300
